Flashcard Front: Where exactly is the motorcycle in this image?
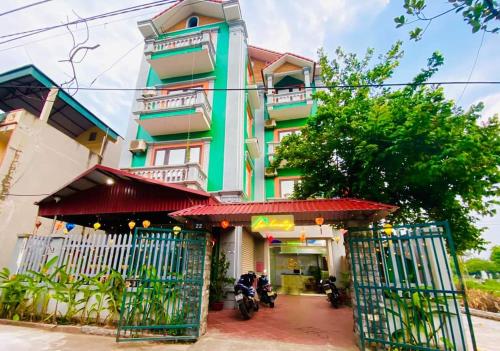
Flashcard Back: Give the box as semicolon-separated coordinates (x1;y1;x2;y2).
257;274;277;308
234;272;259;319
321;276;341;308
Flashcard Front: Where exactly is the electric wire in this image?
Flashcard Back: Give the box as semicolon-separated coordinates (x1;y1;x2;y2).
0;0;53;17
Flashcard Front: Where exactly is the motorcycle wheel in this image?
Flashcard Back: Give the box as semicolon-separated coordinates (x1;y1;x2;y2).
254;300;259;312
238;301;251;320
270;301;275;308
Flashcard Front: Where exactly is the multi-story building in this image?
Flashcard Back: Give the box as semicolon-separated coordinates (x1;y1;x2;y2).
120;0;343;294
0;65;122;269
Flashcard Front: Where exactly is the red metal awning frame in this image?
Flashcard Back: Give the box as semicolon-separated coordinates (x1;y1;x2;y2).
169;198;398;227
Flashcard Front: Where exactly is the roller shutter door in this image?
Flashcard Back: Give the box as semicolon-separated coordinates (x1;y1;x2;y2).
241;230;255;274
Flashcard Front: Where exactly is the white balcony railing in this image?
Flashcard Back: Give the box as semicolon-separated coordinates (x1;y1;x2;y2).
137;90;212;116
268;90;308;106
145;30;216;61
267;141;280;157
125;163;208;190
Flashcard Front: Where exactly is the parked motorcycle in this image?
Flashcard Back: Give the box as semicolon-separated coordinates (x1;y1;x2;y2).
234;272;259;319
257;274;277;308
321;276;341;308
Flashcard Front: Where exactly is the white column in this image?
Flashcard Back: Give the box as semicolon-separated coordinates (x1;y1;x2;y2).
223;20;248;192
326;238;336;276
303;67;312;100
267;75;273;90
39;87;59;123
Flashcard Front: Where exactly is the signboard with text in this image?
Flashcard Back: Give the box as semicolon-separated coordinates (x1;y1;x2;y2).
251;215;295;232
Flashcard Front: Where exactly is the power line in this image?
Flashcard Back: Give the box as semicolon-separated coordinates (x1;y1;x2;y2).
0;0;180;45
457;29;487;104
0;81;499;93
0;0;53;17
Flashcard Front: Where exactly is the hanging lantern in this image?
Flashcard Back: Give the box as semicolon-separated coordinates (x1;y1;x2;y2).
334;236;341;244
142;220;151;228
173;226;182;235
299;231;306;242
63;229;69;234
220;219;230;229
315;216;325;226
35;219;42;229
65;223;75;232
339;228;348;236
383;224;393;236
93;222;101;230
55;221;63;231
267;235;274;244
128;221;136;230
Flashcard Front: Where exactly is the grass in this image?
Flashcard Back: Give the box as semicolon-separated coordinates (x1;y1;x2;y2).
463;279;500;297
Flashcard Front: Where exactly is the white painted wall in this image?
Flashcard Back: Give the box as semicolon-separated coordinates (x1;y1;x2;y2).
0;110;120;269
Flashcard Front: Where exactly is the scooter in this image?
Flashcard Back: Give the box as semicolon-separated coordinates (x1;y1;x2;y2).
321;276;341;308
257;274;277;308
234;272;259;320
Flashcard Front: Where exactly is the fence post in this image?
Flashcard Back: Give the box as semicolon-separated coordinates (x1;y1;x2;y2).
48;235;66;267
9;233;30;273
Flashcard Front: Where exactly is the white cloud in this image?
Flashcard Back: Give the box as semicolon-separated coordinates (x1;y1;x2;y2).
475;92;500;119
242;0;389;58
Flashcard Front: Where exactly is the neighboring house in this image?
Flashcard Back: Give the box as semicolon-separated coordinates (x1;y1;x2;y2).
119;0;339;293
0;65;122;269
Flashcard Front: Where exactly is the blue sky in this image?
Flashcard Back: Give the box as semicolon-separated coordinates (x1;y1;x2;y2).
0;0;498;256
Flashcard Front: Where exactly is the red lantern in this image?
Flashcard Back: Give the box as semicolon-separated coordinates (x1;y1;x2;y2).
315;216;325;226
35;220;42;229
220;220;230;229
267;235;274;244
299;232;306;242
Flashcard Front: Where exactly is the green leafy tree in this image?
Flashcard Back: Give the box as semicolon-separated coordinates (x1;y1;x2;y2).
395;0;499;40
465;258;497;274
271;42;500;253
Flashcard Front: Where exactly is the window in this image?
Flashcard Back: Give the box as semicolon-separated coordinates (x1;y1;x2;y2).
88;132;97;142
279;178;300;198
278;129;301;142
154;146;201;166
187;16;199;28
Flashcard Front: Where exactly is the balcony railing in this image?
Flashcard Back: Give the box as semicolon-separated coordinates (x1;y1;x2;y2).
125;163;208;191
147;31;215;59
266;90;313;120
268;90;307;105
144;30;216;79
138;90;212;116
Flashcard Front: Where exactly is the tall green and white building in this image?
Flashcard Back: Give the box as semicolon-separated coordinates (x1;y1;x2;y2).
120;0;341;289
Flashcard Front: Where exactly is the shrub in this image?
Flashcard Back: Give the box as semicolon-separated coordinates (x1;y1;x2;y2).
466;289;500;313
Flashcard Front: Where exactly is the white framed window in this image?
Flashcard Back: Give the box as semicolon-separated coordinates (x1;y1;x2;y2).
186;16;199;28
279;178;301;199
278;129;301;142
154;146;201;166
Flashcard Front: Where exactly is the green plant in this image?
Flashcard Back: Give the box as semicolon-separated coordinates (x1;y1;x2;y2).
0;268;28;320
84;270;125;325
209;252;235;304
386;290;455;350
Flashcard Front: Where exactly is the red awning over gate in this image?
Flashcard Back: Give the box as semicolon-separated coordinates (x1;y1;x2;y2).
169;198;398;226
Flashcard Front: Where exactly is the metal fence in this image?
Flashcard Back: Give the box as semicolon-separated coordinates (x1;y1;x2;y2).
349;222;476;351
16;232;134;278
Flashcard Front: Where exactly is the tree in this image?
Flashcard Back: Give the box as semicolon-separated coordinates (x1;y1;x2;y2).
395;0;499;40
490;245;500;268
271;42;500;253
465;258;497;274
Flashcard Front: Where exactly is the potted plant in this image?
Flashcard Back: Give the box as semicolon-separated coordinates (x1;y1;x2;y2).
210;251;235;311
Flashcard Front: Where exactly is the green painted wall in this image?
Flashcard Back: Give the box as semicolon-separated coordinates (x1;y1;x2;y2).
132;22;230;192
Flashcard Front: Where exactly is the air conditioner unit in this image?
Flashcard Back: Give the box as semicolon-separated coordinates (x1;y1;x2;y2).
264;119;276;129
141;89;156;98
129;139;147;153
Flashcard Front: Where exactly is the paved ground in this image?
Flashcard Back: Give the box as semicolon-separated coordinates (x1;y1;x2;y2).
207;294;357;348
0;298;498;351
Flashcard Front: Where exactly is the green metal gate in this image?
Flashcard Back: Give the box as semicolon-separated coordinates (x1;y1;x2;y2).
116;228;207;342
349;222;476;351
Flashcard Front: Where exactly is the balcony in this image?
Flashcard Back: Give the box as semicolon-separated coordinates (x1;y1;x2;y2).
267;90;313;120
135;90;212;136
267;141;288;168
124;163;207;191
144;30;216;79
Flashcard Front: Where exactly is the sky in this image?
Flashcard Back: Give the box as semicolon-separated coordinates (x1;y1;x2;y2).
0;0;498;257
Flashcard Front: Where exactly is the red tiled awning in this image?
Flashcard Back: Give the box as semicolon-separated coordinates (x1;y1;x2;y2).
170;198;398;226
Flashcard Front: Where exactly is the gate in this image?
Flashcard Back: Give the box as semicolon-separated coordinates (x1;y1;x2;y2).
349;222;476;351
116;228;207;342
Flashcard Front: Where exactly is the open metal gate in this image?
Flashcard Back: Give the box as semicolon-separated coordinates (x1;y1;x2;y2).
349;222;476;351
117;228;207;342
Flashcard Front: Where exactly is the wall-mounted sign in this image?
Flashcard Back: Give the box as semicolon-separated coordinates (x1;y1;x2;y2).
251;215;295;232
